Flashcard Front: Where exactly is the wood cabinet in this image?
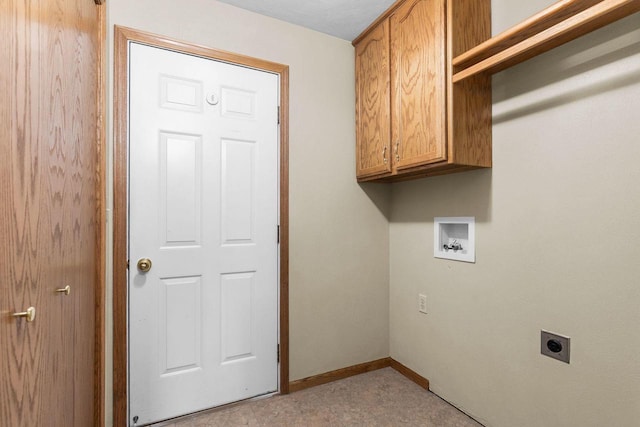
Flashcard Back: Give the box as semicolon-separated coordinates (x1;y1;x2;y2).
355;20;392;177
354;0;492;182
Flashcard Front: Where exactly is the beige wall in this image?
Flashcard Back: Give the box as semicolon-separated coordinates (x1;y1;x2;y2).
105;0;390;424
104;1;640;426
389;1;640;426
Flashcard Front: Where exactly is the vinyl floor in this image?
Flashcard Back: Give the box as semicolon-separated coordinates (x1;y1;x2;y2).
156;367;483;427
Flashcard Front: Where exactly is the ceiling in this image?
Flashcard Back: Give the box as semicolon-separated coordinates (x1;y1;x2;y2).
216;0;397;41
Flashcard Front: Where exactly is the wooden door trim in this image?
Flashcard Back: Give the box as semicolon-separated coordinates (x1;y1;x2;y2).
95;3;106;426
112;26;290;426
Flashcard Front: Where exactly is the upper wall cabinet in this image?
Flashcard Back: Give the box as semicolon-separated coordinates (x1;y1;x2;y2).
355;20;392;177
391;0;446;171
354;0;492;182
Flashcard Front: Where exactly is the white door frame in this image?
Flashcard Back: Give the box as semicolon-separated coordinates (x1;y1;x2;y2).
112;26;290;426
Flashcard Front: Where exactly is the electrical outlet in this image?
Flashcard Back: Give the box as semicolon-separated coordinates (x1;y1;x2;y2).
418;294;427;314
541;330;570;364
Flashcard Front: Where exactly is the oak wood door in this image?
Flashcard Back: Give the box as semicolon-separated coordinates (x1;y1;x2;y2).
355;19;392;179
0;0;100;425
391;0;447;170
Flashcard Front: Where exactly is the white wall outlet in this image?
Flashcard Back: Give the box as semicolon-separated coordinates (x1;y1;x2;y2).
418;294;427;314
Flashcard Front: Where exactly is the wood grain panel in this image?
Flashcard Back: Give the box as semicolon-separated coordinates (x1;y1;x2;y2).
447;0;492;167
353;0;410;45
69;2;100;423
95;4;107;425
278;67;290;395
0;4;9;420
355;20;392;179
113;26;130;427
449;0;492;59
0;0;100;425
43;1;75;422
113;26;291;425
391;0;447;170
0;2;43;424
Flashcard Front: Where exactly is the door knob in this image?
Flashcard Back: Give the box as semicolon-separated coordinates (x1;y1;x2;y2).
13;306;36;322
137;258;152;273
55;285;71;295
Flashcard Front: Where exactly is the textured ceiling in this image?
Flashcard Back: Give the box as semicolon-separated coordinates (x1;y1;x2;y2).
216;0;397;41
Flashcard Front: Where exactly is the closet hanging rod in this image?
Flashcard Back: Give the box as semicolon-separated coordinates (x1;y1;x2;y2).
452;0;640;83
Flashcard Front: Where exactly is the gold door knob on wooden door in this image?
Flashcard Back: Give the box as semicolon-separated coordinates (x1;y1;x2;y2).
55;285;71;295
13;306;36;322
137;258;152;273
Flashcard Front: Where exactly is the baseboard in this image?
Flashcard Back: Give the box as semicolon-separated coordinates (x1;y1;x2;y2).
288;357;391;393
389;358;430;390
288;357;429;393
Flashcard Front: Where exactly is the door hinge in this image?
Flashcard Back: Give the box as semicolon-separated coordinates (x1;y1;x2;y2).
277;344;280;363
126;259;129;270
277;106;280;125
277;225;280;244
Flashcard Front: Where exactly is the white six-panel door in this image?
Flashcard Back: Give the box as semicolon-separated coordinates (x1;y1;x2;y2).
128;43;279;426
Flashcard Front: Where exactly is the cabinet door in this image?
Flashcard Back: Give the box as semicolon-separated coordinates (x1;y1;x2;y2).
391;0;446;170
355;20;392;178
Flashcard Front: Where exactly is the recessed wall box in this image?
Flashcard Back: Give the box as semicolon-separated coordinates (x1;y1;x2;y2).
434;217;475;263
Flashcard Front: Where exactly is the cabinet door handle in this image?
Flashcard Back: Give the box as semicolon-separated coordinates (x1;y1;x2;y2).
382;146;388;164
394;142;400;161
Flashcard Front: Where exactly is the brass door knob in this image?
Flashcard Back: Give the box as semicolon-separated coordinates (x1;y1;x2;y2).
13;306;36;322
137;258;152;273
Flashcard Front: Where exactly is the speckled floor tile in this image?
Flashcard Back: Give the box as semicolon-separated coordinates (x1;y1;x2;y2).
154;368;482;427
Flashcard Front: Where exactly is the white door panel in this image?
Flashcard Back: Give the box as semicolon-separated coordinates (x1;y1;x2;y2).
129;43;279;426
